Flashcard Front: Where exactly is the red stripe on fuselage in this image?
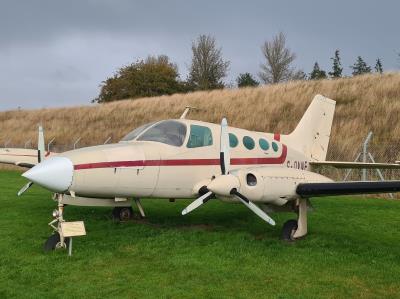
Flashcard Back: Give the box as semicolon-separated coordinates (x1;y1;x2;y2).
74;145;287;170
274;133;280;141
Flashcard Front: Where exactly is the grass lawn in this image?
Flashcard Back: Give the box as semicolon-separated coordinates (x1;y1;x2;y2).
0;170;399;299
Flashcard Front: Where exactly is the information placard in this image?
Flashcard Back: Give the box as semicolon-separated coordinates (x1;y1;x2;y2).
60;221;86;237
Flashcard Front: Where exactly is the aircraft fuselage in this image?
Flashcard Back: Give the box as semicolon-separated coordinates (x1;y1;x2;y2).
55;119;326;205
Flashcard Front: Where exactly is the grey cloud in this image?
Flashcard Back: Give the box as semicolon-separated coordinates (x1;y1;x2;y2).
0;0;399;111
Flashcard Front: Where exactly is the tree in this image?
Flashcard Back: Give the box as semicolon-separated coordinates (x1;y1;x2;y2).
350;56;371;76
329;49;343;78
291;70;307;81
237;73;259;87
309;62;327;80
188;34;230;90
375;58;383;74
259;32;297;84
93;55;188;103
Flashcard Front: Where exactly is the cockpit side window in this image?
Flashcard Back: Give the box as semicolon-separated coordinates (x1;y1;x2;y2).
187;125;213;148
137;120;187;146
120;122;156;142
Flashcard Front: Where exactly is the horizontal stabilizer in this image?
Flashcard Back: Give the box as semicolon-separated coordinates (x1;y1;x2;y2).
297;181;400;197
310;161;400;169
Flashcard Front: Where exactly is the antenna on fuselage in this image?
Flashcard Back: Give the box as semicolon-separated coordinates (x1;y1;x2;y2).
180;106;199;119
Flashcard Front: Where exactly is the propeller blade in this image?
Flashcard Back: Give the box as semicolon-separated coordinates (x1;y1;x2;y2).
220;118;230;175
38;125;45;163
182;191;213;215
231;189;276;226
17;181;34;196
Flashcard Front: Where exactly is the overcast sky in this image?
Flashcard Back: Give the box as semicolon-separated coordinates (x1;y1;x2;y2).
0;0;399;111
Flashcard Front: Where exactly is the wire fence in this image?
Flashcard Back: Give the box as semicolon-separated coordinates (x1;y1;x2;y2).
317;141;400;181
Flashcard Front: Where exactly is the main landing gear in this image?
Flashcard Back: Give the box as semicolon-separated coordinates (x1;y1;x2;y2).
112;207;134;221
44;194;70;252
112;198;146;222
281;198;308;242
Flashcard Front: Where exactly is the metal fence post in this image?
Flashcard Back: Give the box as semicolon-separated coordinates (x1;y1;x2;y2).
24;139;32;149
48;137;55;152
368;152;394;199
73;137;82;149
103;136;111;144
343;152;361;181
362;131;373;181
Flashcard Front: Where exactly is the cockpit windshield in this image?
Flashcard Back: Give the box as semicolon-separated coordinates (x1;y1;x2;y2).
120;122;156;142
137;120;187;146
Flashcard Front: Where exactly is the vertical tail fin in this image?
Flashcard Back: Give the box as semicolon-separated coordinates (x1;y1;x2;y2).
287;95;336;161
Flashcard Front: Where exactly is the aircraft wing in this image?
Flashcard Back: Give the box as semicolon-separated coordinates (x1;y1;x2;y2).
296;181;400;197
310;161;400;169
0;148;54;169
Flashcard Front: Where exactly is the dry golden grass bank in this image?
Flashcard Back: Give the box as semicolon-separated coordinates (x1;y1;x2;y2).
1;73;400;161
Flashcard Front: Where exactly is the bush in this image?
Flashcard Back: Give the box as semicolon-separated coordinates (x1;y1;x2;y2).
94;55;188;103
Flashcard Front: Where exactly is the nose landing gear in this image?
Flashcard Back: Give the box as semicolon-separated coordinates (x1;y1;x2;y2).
44;232;70;251
44;194;70;252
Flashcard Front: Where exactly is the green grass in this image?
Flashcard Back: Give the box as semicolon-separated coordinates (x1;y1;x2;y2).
0;170;400;299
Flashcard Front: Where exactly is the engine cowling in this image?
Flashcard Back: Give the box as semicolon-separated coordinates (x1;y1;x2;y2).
226;167;332;205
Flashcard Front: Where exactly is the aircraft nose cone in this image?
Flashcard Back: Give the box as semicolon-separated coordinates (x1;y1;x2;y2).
22;157;74;192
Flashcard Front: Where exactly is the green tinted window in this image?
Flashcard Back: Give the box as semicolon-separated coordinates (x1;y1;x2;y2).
259;138;269;150
243;136;255;150
187;125;213;148
229;133;238;148
272;141;279;152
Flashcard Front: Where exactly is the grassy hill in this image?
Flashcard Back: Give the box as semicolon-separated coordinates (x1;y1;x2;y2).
1;73;400;162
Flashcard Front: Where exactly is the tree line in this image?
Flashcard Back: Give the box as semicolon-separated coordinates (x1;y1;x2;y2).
93;32;391;103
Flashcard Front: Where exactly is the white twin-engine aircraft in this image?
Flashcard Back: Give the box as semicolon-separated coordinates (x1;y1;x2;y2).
3;95;400;250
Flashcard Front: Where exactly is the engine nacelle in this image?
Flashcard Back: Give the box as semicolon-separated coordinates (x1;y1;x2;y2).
229;167;332;205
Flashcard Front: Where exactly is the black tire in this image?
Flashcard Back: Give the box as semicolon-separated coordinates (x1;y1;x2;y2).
43;232;70;252
112;207;133;221
281;219;298;241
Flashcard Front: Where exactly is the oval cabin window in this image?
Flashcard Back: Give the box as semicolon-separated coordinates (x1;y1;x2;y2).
272;141;279;152
243;136;255;150
229;133;238;148
259;138;269;151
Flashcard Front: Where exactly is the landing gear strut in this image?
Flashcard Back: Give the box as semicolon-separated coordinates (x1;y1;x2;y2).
281;198;308;241
44;194;69;252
